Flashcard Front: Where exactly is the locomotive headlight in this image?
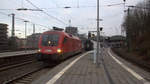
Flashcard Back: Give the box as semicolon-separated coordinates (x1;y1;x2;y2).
57;48;62;53
48;41;51;44
38;49;41;52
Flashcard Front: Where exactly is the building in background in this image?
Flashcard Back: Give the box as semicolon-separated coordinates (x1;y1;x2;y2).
26;33;41;49
0;23;9;50
17;38;26;49
65;26;78;36
108;35;126;48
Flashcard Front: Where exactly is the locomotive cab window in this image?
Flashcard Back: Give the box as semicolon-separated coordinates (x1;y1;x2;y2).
42;34;59;46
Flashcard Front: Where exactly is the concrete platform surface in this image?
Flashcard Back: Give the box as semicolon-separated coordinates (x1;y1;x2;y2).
31;48;150;84
0;50;37;58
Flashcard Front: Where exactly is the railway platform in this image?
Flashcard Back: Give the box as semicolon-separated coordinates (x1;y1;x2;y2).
32;48;150;84
0;50;37;58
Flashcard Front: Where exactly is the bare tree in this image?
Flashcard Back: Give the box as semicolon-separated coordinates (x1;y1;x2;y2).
122;0;150;56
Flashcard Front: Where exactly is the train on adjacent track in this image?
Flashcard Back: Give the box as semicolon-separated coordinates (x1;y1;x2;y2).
37;30;93;63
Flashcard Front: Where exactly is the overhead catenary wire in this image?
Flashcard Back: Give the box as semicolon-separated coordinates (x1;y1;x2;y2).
24;0;67;25
0;2;125;10
0;11;50;29
19;0;125;27
31;2;124;10
2;0;79;24
0;1;128;29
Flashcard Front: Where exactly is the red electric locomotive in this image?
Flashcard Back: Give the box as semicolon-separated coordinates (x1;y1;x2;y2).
37;30;82;62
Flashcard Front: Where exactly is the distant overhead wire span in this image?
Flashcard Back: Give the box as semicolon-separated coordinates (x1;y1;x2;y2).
39;3;125;9
0;11;50;29
25;0;67;25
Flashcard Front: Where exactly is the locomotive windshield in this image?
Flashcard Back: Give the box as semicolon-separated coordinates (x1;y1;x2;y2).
41;34;59;46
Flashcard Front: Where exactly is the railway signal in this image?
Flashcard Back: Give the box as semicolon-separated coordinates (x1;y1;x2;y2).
100;27;103;31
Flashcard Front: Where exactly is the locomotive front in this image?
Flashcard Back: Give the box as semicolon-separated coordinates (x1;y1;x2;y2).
37;31;63;61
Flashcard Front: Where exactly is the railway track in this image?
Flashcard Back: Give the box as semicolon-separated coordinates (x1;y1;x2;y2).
0;52;44;84
0;60;44;84
8;66;54;84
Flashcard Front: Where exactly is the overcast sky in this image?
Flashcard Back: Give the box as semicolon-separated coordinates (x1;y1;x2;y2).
0;0;143;38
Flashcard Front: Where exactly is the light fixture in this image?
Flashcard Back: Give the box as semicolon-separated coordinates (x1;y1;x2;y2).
57;48;62;53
